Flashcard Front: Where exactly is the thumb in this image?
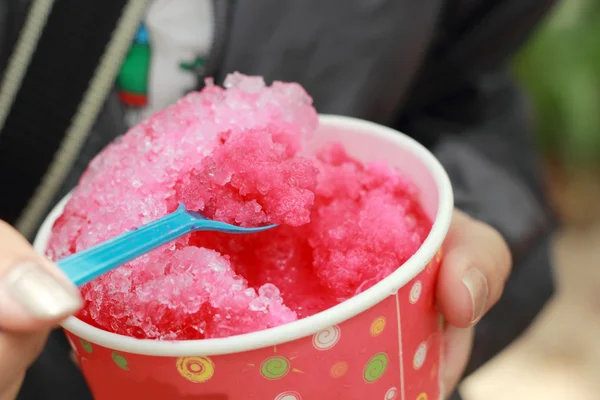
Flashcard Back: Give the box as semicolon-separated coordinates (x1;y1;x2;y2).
437;210;511;328
0;221;82;332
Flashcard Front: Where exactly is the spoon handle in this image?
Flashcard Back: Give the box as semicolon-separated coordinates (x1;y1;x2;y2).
57;205;195;286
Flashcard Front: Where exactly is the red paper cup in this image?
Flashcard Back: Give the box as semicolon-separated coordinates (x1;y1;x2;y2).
34;115;453;400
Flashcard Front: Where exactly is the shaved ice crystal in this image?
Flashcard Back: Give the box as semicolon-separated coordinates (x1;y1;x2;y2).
308;144;431;298
46;73;432;341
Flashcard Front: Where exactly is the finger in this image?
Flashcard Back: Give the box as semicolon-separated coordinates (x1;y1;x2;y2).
0;330;49;399
442;325;474;398
0;377;24;400
0;220;82;332
437;210;511;327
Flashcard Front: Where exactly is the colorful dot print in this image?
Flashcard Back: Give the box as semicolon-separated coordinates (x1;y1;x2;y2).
312;326;341;350
330;361;349;378
111;352;129;370
370;317;386;337
363;353;389;383
176;356;215;383
261;356;290;380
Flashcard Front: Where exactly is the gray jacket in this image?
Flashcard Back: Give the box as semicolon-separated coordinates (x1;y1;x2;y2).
0;1;556;399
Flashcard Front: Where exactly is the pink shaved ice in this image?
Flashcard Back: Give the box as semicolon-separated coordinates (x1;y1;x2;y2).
46;73;431;340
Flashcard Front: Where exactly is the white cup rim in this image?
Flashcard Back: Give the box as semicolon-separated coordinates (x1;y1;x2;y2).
34;114;454;357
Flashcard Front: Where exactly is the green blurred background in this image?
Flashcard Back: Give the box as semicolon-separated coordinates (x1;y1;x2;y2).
514;0;600;224
515;0;600;168
458;5;600;396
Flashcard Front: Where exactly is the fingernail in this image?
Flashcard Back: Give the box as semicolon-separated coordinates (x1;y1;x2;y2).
2;261;82;320
461;268;488;325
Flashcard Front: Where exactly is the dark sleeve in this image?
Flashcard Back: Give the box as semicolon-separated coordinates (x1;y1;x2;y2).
0;0;30;76
397;0;557;375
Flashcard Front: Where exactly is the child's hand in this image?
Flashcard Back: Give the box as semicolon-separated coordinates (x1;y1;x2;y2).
438;210;512;397
0;221;81;400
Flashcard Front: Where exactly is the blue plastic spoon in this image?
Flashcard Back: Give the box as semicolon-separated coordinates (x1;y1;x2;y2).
56;204;277;286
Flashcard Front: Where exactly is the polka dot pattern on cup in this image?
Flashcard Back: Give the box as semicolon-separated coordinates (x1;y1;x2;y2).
274;391;302;400
413;342;428;370
312;326;341;350
60;266;442;398
330;361;348;378
409;281;422;304
176;356;215;383
370;317;386;337
261;356;290;380
363;352;389;383
385;387;399;399
111;352;129;371
78;338;93;354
